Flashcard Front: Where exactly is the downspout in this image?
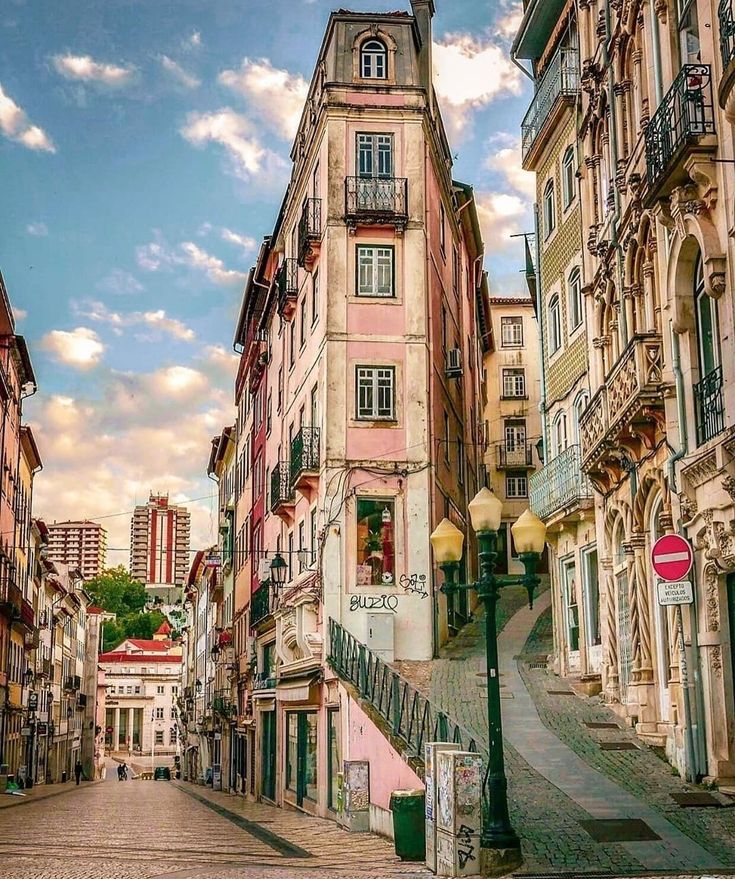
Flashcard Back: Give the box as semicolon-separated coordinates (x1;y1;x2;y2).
533;206;548;455
425;138;438;660
649;2;664;105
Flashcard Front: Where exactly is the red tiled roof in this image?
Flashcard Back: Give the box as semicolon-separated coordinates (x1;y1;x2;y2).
154;621;172;635
125;639;172;651
87;606;104;615
99;652;181;664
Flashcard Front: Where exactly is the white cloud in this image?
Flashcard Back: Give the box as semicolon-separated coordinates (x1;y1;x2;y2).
12;306;27;321
432;34;523;138
96;269;144;295
184;31;202;51
135;235;247;287
180;107;287;182
158;54;200;89
26;221;48;236
495;1;523;39
475;192;530;255
219;227;257;255
40;327;105;368
73;299;196;342
52;53;136;87
0;83;56;152
218;58;308;141
484;134;535;199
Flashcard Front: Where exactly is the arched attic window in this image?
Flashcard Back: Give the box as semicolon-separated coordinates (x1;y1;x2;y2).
361;39;387;79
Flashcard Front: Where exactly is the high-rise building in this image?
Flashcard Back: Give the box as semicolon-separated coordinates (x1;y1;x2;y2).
47;520;107;581
130;493;190;602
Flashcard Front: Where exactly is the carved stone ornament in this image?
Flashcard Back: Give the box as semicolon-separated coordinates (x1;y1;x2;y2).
654;0;668;24
710;645;723;678
723;475;735;502
682;450;718;489
703;562;721;631
678;492;698;522
696;511;735;574
669;184;706;237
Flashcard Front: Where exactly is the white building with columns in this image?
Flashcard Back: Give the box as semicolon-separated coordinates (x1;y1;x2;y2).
99;623;181;757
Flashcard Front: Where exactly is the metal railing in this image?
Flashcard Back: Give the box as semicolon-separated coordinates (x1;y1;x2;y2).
277;258;298;312
345;176;408;220
496;442;534;469
529;444;593;520
328;619;484;767
290;426;320;484
720;0;735;70
695;365;726;446
63;675;81;692
250;582;274;627
645;64;715;187
270;461;294;512
298;198;321;267
0;575;21;613
521;48;579;162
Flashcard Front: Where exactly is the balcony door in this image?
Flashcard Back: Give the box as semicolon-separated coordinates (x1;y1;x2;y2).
560;558;580;673
581;546;602;674
357;133;393;178
505;419;526;467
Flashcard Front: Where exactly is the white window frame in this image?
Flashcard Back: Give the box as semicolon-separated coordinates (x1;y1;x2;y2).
562;145;576;209
356;365;396;421
502;368;526;398
501;316;523;347
360;39;387;79
568;269;583;331
505;471;528;498
356;245;394;297
543;179;555;238
549;294;562;353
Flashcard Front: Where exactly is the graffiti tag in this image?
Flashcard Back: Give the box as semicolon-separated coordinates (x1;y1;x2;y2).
398;573;429;598
349;594;398;613
457;824;477;869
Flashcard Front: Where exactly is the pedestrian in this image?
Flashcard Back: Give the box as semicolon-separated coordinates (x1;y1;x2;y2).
74;759;83;786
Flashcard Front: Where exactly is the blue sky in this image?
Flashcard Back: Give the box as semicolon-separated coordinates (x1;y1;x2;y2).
0;0;533;564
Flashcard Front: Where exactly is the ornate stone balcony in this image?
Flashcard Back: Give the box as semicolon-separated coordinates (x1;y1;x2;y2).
579;333;665;489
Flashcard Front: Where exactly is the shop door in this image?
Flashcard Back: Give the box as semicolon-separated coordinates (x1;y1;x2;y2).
287;711;318;807
261;711;276;801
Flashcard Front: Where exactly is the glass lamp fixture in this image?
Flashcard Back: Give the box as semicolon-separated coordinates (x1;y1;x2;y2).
468;487;504;533
511;509;547;555
429;518;465;564
270;553;287;586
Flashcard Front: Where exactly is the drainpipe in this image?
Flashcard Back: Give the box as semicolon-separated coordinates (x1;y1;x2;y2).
533;205;548;455
649;2;664;105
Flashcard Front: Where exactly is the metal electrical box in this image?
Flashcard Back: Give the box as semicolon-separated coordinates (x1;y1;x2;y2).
366;613;394;662
424;741;462;873
435;751;483;877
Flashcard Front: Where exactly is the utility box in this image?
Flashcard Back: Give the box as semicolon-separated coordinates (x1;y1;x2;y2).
341;760;370;832
435;751;483;877
424;741;461;873
366;613;394;662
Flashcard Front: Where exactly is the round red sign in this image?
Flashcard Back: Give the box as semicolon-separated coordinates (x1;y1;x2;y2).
651;534;693;582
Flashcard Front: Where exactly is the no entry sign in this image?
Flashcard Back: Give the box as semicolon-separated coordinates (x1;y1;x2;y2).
651;534;693;582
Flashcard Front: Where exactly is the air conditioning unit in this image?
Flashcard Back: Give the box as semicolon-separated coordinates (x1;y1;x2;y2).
445;348;463;378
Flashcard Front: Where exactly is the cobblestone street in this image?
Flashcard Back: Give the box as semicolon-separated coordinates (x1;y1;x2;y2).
0;775;427;879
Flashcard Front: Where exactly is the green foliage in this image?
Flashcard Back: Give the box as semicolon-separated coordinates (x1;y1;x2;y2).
89;567;168;653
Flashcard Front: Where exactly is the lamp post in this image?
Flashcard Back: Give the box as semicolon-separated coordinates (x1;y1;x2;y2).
430;488;547;869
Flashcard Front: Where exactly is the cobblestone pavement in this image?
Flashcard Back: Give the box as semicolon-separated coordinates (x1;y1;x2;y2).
0;774;427;879
397;586;735;875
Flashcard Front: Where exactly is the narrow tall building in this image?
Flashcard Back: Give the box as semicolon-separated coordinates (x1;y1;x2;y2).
47;520;107;581
130;493;190;603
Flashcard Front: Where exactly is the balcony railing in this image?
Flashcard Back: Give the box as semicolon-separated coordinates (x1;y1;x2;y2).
496;442;534;469
77;693;87;709
521;48;579;165
345;177;408;226
277;258;298;314
270;461;294;513
213;691;236;717
290;426;320;485
19;597;35;631
645;64;715;189
0;576;21;615
297;198;321;268
250;582;274;627
64;675;81;692
720;1;735;71
252;672;276;691
529;444;593;521
695;365;726;446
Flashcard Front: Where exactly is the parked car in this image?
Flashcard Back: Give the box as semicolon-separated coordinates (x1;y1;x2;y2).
154;766;171;780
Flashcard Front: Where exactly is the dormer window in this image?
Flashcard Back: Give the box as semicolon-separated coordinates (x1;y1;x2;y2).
361;39;387;79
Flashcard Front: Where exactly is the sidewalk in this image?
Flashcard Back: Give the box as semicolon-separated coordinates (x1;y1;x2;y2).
0;777;101;809
398;587;735;873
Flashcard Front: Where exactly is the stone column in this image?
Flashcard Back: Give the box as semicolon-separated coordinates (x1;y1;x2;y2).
601;556;619;702
128;708;134;752
631;533;653;683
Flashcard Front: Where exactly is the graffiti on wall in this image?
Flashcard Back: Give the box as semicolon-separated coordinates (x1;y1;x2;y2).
349;594;398;613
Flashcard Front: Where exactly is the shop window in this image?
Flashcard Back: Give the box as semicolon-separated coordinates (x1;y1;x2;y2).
356;497;395;586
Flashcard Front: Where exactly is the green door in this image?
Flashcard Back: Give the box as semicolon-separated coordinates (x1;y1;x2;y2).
261;710;276;801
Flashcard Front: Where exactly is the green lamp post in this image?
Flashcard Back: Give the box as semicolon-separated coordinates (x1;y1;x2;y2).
430;488;547;866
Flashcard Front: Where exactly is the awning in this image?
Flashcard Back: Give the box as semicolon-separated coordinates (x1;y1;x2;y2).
276;674;321;704
512;0;568;61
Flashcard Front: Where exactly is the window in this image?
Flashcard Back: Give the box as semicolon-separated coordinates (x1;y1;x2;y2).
501;317;523;347
266;392;272;434
356;366;395;420
573;393;589;445
156;685;165;695
327;707;341;811
155;730;164;745
562;145;576;209
443;411;450;463
441;305;448;351
695;257;720;378
310;507;318;563
300;298;307;347
288;531;294;581
504;419;526;450
360;39;387;79
549;294;562;353
298;520;305;573
289;320;296;368
678;0;700;65
440;202;446;254
312;270;319;325
568;269;583;331
156;707;164;719
452;246;459;294
502;368;526;398
357;133;392;177
505;471;528;498
356;497;395;586
134;685;140;694
553;411;568;456
543;179;555;238
277;368;283;412
357;245;394;297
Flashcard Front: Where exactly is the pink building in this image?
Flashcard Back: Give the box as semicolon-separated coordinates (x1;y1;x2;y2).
230;2;484;830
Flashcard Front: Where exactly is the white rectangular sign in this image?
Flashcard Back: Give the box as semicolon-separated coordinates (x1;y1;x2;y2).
657;579;693;606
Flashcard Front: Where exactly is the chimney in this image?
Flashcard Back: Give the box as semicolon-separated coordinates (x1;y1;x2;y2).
411;0;435;113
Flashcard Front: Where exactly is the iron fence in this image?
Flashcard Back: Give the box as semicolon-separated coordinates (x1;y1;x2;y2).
277;258;298;312
250;582;273;627
694;365;725;446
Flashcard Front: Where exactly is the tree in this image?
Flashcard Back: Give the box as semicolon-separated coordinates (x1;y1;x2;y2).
86;566;148;617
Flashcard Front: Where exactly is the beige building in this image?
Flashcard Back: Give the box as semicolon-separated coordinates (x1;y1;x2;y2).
482;291;543;575
130;493;191;603
47;520;107;581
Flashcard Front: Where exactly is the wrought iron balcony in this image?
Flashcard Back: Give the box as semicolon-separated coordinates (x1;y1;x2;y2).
64;674;81;692
270;461;295;517
496;442;534;469
77;693;87;709
345;177;408;229
35;656;52;678
521;47;579;168
0;575;21;617
250;582;274;628
213;691;236;717
529;444;593;521
277;258;298;319
297;198;321;270
695;365;726;446
290;426;320;496
645;64;715;194
721;1;735;71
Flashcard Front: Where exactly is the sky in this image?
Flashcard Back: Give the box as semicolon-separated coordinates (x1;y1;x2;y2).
0;0;534;569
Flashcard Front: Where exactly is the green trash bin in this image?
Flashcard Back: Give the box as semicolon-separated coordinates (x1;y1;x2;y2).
390;788;426;861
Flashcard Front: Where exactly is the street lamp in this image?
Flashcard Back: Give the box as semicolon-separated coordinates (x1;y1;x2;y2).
269;553;287;587
430;488;546;866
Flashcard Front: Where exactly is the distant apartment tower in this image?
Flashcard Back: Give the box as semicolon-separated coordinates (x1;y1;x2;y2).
130;494;190;602
47;520;107;580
